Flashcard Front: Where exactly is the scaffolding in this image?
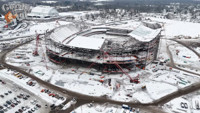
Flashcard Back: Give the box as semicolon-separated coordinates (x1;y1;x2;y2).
44;25;161;74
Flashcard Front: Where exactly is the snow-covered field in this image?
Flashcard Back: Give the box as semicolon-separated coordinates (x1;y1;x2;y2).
149;17;200;37
169;42;200;73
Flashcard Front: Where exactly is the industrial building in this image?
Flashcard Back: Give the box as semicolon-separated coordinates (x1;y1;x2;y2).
27;6;59;19
45;22;161;73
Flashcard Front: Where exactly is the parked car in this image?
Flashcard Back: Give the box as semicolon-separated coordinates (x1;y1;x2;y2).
0;95;4;98
18;109;23;113
36;104;41;108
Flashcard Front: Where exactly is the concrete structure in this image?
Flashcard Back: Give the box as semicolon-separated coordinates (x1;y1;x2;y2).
45;23;161;73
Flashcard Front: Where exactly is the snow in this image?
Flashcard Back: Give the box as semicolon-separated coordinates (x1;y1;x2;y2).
100;20;141;31
67;36;105;50
71;103;141;113
169;42;200;73
51;73;113;96
84;0;114;2
146;81;178;100
192;95;200;112
2;16;200;110
1;21;70;40
149;17;200;37
167;97;191;113
41;1;57;4
59;11;100;19
157;39;170;62
28;6;58;17
6;37;200;104
132;92;153;103
50;24;80;43
129;25;161;42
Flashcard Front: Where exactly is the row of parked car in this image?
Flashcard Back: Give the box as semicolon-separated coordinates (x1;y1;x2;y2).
41;89;65;100
13;72;28;80
15;103;41;113
0;93;29;112
0;91;42;113
13;72;37;87
0;90;12;98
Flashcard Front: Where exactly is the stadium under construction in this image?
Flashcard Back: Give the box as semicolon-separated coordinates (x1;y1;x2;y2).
45;22;162;73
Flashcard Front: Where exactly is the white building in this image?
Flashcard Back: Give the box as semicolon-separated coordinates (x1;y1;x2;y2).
27;6;59;19
0;15;6;33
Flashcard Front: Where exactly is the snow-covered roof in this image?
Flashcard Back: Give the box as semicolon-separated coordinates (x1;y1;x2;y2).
32;6;54;14
41;1;58;4
128;25;161;42
50;25;80;43
28;6;58;17
67;36;105;50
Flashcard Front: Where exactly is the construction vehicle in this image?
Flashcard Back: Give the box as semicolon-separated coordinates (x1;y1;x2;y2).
141;85;146;90
35;70;45;76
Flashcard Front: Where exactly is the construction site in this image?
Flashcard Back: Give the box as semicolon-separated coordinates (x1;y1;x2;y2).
2;2;200;112
45;22;161;79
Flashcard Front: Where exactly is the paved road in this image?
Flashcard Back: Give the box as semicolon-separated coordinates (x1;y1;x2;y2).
1;38;200;113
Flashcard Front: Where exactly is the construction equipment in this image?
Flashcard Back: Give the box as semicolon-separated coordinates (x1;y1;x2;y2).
80;62;96;75
141;85;146;90
103;51;140;83
33;34;40;56
78;48;140;83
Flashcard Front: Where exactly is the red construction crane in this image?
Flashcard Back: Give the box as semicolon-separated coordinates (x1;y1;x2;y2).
33;34;40;56
80;62;96;75
103;51;139;83
78;49;140;83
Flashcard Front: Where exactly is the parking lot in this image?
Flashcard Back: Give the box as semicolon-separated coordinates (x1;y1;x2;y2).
0;77;51;113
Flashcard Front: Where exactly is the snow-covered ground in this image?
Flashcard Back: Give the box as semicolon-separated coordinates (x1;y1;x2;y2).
0;21;70;40
5;35;200;104
194;47;200;54
71;103;139;113
1;15;200;113
164;90;200;113
149;17;200;37
169;42;200;73
157;38;170;62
